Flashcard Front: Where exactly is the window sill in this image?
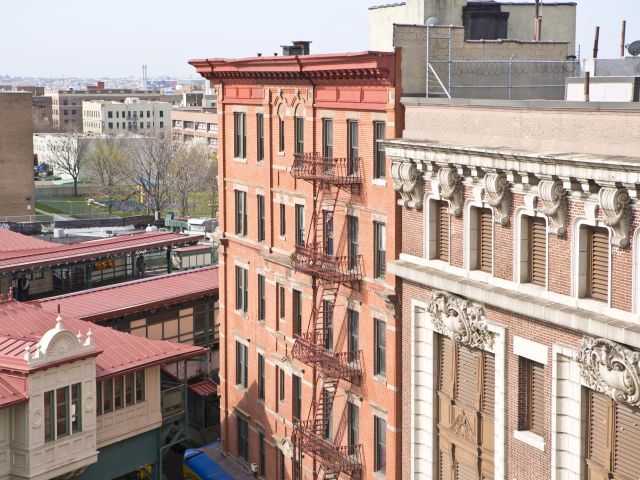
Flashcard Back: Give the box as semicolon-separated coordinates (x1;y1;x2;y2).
372;178;387;187
373;374;387;385
279;236;286;241
233;157;247;164
513;429;545;451
277;151;285;156
234;384;248;393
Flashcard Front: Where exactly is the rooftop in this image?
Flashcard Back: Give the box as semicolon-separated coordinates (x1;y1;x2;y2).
0;229;201;273
37;266;219;323
0;299;206;407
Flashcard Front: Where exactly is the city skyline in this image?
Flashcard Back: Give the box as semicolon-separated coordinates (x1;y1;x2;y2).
1;0;637;78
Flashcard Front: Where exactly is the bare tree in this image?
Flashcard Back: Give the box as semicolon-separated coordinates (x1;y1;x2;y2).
86;137;129;214
171;139;213;217
46;135;90;197
206;149;219;218
123;134;174;220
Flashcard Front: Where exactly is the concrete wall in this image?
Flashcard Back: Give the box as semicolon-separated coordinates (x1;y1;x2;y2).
566;76;640;102
585;57;640;76
401;97;640;158
0;93;36;217
395;25;571;99
501;3;576;55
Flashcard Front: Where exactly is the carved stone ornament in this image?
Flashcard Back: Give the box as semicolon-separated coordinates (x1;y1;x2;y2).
578;337;640;406
451;412;475;443
484;172;510;226
598;186;631;248
427;291;494;350
390;160;423;210
537;179;568;236
438;167;462;217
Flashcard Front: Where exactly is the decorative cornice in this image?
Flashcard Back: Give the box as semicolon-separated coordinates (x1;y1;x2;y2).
391;159;423;210
484;172;510;226
578;337;640;407
426;290;493;350
438;167;462;217
537;179;568;236
598;186;631;248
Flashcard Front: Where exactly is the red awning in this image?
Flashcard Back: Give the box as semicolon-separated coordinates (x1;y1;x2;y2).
188;379;218;397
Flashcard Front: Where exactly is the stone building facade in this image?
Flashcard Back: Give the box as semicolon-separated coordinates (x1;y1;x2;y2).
191;51;403;480
388;98;640;480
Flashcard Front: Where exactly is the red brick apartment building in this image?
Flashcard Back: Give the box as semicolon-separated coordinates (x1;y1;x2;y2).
191;47;403;479
388;98;640;480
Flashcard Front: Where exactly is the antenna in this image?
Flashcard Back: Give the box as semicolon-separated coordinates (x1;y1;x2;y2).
142;65;148;90
628;40;640;57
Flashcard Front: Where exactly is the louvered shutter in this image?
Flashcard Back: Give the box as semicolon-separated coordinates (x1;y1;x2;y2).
587;390;611;470
439;450;452;480
479;209;493;273
613;401;640;478
482;353;495;415
439;336;454;397
530;362;545;436
588;228;609;301
456;345;480;407
456;462;476;480
529;217;546;287
437;201;450;262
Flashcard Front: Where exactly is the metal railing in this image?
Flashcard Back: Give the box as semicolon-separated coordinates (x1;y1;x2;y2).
161;381;185;420
291;153;363;186
292;246;363;285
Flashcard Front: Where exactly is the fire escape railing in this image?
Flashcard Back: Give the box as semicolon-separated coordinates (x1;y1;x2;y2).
290;152;364;480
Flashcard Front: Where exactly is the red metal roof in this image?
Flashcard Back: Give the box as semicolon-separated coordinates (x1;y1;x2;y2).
0;300;206;379
0;229;63;258
37;267;219;323
0;231;202;273
188;378;217;397
0;373;27;407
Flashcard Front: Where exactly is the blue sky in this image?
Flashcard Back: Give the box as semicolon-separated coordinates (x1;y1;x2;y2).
1;0;636;78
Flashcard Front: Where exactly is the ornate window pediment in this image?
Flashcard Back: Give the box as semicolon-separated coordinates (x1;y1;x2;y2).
426;290;493;350
578;337;640;406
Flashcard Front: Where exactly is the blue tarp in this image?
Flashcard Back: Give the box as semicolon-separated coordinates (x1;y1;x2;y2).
183;444;238;480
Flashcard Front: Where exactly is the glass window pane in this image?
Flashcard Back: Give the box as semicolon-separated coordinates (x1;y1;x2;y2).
164;318;179;340
103;379;113;413
71;383;81;433
114;376;124;410
44;391;54;441
125;373;134;405
56;387;69;437
136;370;145;402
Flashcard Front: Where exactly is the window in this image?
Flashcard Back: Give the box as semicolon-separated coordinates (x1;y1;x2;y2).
125;373;134;405
472;207;493;272
258;353;265;401
432;200;450;261
147;111;151;118
348;215;359;270
278;366;285;403
159;110;164;118
234;112;246;158
97;372;144;416
294;116;304;154
323;211;334;255
323;299;334;351
237;416;249;461
257;113;264;161
374;221;386;278
159;121;164;129
293;374;302;421
322;119;333;158
279;450;286;480
103;377;113;412
136;369;145;402
278;117;285;153
114;375;124;410
235;266;248;313
293;289;302;335
322;387;332;440
280;203;286;237
374;121;386;179
526;216;547;286
348;401;359;451
375;319;386;377
348;309;359;353
257;194;265;242
584;226;609;301
258;274;266;322
45;383;81;442
259;432;266;478
518;358;545;436
347;120;359;175
295;204;305;246
374;416;387;474
108;111;113;118
235;190;247;236
236;341;248;388
277;284;285;323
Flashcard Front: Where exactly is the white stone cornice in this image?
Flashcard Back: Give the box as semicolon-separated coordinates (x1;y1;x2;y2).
390;158;423;210
484;172;510;226
537;179;568;236
437;167;463;216
598;186;631;248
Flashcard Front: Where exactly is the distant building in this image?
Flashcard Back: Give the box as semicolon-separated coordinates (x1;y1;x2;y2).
566;56;640;102
45;84;181;131
82;97;172;135
171;108;218;148
0;92;36;217
16;87;53;132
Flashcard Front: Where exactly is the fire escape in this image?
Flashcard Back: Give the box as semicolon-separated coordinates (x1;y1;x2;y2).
291;153;364;480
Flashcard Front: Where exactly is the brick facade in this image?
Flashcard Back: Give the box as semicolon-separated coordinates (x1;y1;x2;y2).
192;51;404;479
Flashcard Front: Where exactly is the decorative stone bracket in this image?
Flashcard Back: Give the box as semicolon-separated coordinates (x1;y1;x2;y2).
484;172;510;226
578;337;640;406
391;160;423;210
427;290;493;350
598;186;631;248
438;167;462;217
537;179;568;236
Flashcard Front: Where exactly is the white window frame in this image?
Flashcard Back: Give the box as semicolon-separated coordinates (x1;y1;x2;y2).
514;206;549;291
463;197;495;278
572;217;612;307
